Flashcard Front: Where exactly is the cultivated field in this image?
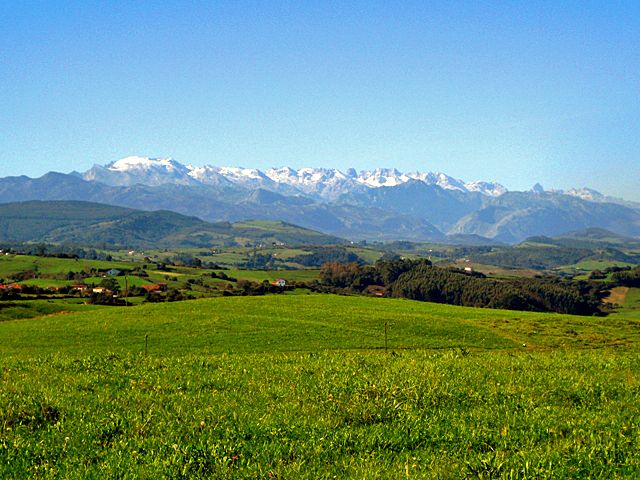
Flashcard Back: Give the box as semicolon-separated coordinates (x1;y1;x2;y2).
1;295;639;478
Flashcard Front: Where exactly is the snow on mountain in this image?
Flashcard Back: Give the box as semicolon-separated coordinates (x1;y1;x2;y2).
356;168;409;187
216;166;265;182
563;187;606;202
108;156;179;172
192;165;307;195
405;171;468;192
81;156;509;198
83;156;198;187
265;167;364;199
185;165;234;186
264;166;298;184
464;181;508;197
560;187;640;209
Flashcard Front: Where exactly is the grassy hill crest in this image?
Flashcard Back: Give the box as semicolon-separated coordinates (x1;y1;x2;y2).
0;200;344;248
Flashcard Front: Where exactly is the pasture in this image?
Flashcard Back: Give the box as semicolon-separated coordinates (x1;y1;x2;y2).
0;254;137;278
0;295;639;478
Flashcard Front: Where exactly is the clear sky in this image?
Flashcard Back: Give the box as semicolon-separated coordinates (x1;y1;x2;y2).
2;1;639;200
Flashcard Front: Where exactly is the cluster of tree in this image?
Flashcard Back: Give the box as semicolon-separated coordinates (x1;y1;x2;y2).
7;267;136;285
144;288;194;303
610;266;640;288
0;289;20;300
391;264;602;315
238;253;276;270
10;270;39;281
168;253;203;268
151;254;220;270
467;246;592;270
87;291;128;306
0;283;94;300
0;243;114;261
319;258;435;289
208;271;237;282
291;247;364;267
461;243;640;271
319;258;604;315
222;279;290;297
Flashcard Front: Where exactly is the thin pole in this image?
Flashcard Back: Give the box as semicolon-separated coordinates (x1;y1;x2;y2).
384;322;388;353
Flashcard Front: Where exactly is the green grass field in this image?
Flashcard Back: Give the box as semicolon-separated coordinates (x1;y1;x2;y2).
626;289;640;309
0;254;138;277
223;269;320;283
1;295;639;357
616;287;640;321
0;299;98;323
556;259;637;273
1;295;639;478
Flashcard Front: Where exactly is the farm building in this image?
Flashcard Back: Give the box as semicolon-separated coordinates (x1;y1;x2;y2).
141;283;168;292
364;285;386;297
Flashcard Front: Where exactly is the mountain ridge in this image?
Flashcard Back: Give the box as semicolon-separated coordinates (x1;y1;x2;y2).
1;157;639;244
81;156;508;199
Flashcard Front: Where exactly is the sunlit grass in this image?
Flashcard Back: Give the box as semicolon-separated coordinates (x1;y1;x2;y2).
1;294;639;478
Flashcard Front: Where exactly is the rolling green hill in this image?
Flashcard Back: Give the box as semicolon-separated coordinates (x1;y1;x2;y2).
465;229;640;271
1;295;638;356
0;295;638;478
530;228;640;250
0;200;344;248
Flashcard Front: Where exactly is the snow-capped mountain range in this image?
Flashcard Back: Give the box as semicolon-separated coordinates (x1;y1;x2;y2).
81;156;509;199
3;155;637;244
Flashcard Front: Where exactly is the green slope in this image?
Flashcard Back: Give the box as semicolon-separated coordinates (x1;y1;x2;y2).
1;296;639;478
0;200;343;248
1;295;638;357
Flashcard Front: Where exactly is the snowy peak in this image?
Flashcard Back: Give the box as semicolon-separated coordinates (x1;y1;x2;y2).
560;187;640;209
80;156;509;198
265;167;362;198
564;187;606;202
83;156;197;187
188;165;272;187
405;171;468;192
356;168;408;187
265;166;298;184
216;166;266;181
465;181;508;197
107;156;185;173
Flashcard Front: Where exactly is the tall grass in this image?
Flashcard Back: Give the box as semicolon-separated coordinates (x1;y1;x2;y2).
1;350;638;478
1;295;639;477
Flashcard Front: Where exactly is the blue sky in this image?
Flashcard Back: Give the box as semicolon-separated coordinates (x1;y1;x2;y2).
2;1;639;200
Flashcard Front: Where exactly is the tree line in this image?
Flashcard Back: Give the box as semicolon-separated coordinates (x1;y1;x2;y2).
319;259;605;315
610;266;640;287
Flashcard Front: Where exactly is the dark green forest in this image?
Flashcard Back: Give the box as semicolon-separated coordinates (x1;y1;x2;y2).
319;259;605;315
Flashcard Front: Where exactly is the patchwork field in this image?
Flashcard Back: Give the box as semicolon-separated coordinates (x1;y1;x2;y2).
1;295;639;478
0;254;136;277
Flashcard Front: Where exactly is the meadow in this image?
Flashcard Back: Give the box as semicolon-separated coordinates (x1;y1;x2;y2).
0;255;136;278
0;253;320;294
0;294;639;478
